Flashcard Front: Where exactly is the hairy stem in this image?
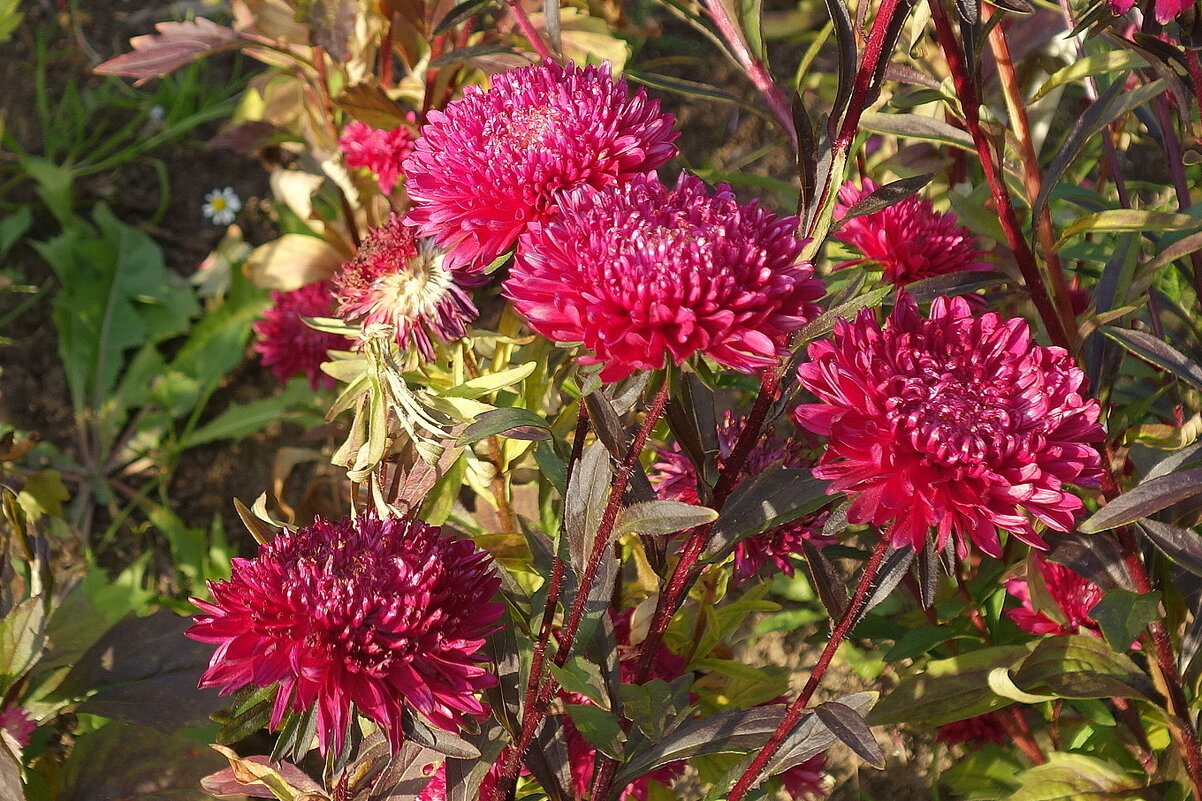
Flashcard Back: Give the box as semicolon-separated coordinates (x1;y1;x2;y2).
506;0;556;62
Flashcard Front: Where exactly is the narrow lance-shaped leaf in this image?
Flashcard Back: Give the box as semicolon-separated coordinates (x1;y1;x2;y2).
1079;467;1202;533
813;702;884;767
1101;325;1202;391
1137;519;1202;577
842;174;934;220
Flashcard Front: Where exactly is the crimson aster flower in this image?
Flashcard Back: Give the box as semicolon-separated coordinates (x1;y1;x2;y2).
779;754;828;799
1109;0;1193;22
403;60;678;271
0;705;34;748
651;412;834;582
793;293;1104;557
333;215;481;361
340;119;416;195
253;280;353;390
832;179;989;286
187;514;503;754
1005;553;1104;637
506;173;824;383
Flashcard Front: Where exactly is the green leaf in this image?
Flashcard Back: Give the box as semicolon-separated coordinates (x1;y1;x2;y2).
615;500;718;538
1009;753;1142;801
60;722;228;801
940;747;1023;800
1079;467;1202;532
438;362;537;399
1086;589;1159;652
867;646;1027;727
182;378;316;448
458;407;551;445
0;597;46;694
626;71;740;103
1011;634;1157;701
1056;209;1201;250
1033;51;1149;100
564;704;625;759
0;206;31;256
550;657;610;709
1100;326;1202;391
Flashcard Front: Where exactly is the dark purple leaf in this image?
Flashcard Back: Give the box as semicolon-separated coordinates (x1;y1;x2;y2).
444;723;511;801
1079;468;1202;533
1045;531;1135;591
764;692;876;775
1101;326;1202;392
664;374;719;497
802;540;848;621
824;0;856;137
401;706;480;759
1137;519;1202;576
458;407;551;445
794;93;819;220
309;0;357;62
1089;588;1161;651
991;0;1032;12
1012;634;1158;701
583;391;656;503
433;0;497;35
914;539;941;609
51;609;225;730
333;82;412;129
94;19;240;85
842;174;934;220
862;547;915;615
705;466;830;561
813;702;884;767
904;270;1012;304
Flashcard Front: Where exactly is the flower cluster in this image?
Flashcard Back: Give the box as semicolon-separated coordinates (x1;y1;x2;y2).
652;412;834;582
506;173;824;382
832;179;989;286
188;514;503;753
794;294;1104;557
253;280;353;390
340;119;416;195
404;60;678;271
1004;553;1105;638
332;215;481;360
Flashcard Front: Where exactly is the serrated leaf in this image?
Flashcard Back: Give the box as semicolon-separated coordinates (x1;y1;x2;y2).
94;18;239;84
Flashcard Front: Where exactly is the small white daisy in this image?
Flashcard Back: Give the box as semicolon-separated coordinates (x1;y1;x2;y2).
202;187;242;226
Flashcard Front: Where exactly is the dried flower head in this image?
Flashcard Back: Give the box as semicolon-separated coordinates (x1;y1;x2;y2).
253;280;353;390
793;293;1104;557
333;215;480;361
506;173;824;383
340;119;416;195
1005;553;1105;637
833;179;989;285
651;411;834;582
188;514;503;753
404;60;679;271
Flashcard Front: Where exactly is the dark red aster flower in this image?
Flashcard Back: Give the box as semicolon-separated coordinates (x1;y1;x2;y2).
1109;0;1193;23
253;280;353;390
404;60;678;271
333;215;481;361
832;179;990;286
506;173;824;383
1005;553;1105;637
936;712;1009;748
340;119;416;195
188;514;504;754
651;411;834;582
793;293;1104;557
779;754;828;799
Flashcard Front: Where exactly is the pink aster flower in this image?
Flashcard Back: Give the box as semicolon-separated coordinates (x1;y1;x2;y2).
936;712;1009;748
340;119;416;195
833;179;990;286
1005;553;1105;637
793;293;1104;558
333;215;481;360
253;280;353;390
0;704;34;747
404;60;679;271
188;514;504;754
651;412;834;582
506;173;824;383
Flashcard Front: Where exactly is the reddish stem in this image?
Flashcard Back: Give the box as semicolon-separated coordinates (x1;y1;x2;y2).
506;0;556;62
727;535;892;801
835;0;909;148
926;0;1071;351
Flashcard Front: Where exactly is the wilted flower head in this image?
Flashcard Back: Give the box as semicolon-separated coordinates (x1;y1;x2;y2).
203;187;242;226
506;173;824;383
0;705;34;748
833;179;989;286
333;215;480;361
1005;553;1104;637
404;60;678;271
188;514;503;753
652;411;834;582
793;293;1104;557
253;280;353;390
340;119;416;195
936;712;1009;748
